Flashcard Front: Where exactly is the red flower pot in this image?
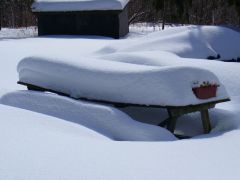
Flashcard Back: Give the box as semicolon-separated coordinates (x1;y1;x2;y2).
192;86;218;99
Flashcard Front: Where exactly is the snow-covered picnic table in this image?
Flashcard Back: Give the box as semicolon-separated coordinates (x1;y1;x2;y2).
17;56;230;135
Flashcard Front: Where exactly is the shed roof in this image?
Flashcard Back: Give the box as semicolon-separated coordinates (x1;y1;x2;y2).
32;0;130;12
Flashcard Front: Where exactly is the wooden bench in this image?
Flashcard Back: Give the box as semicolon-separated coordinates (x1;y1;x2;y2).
18;81;230;138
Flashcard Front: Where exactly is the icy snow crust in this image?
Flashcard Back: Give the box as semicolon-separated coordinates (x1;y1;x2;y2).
32;0;129;12
18;56;229;106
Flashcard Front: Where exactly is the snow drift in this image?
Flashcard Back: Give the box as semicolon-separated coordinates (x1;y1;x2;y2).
0;91;177;141
0;104;109;140
1;101;240;180
98;26;240;60
17;56;229;106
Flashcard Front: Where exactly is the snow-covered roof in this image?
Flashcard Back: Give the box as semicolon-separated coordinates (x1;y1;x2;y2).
32;0;130;12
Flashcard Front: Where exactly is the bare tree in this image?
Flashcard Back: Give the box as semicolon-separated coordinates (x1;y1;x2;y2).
0;0;240;29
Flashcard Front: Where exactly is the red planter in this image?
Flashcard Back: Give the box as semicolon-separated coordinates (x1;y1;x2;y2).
192;86;218;99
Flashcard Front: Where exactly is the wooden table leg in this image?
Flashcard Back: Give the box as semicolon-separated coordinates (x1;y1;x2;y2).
167;116;178;133
201;109;212;134
158;110;172;127
166;109;178;133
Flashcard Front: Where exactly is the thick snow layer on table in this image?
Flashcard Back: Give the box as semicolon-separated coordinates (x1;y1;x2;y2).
17;56;229;106
32;0;129;12
0;91;176;141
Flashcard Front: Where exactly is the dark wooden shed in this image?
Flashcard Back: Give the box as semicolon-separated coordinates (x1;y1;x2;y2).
32;0;129;39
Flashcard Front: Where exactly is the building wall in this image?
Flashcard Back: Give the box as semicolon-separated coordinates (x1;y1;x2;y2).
118;6;129;37
36;6;129;38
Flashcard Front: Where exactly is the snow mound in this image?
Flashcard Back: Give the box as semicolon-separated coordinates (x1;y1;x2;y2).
17;56;229;106
2;97;240;180
32;0;129;12
0;104;109;141
0;91;177;141
98;26;240;60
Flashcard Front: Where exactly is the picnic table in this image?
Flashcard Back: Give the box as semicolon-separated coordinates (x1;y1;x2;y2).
18;81;230;138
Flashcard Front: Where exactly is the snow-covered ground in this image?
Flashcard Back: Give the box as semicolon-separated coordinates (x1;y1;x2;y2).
1;91;176;141
0;25;240;180
0;27;37;39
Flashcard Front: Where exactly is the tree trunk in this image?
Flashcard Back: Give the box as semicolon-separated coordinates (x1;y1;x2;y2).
162;0;166;30
0;10;1;30
212;10;215;25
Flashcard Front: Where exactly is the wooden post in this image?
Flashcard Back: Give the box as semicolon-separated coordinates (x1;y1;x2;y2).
166;109;178;133
201;110;212;134
167;117;178;133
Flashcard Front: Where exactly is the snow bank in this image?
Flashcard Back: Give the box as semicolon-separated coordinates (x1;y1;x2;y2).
0;104;109;141
17;56;229;106
98;26;240;60
0;91;176;141
32;0;129;12
1;99;240;180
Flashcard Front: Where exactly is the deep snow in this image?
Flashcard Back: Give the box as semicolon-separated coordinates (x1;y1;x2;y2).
98;26;240;60
1;101;240;180
0;25;240;180
0;91;176;141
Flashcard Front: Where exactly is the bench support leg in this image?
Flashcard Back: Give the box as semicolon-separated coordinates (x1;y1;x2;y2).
167;116;178;133
201;109;212;134
166;109;178;133
160;108;212;135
